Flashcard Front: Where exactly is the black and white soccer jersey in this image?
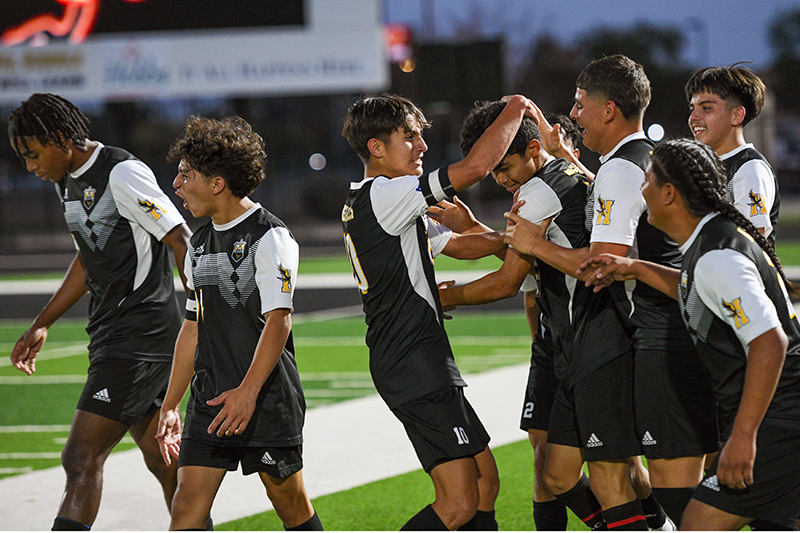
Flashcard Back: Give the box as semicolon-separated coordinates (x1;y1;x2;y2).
721;144;779;240
55;142;183;361
518;157;632;388
678;213;800;432
183;204;305;447
342;167;465;408
588;134;691;350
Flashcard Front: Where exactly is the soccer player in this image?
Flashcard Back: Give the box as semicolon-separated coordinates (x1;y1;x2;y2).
7;93;191;531
572;138;800;530
685;64;778;238
156;116;322;531
341;93;537;530
503;55;719;528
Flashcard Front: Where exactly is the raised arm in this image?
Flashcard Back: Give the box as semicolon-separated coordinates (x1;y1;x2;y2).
440;248;533;307
447;95;535;192
577;253;681;300
10;251;88;375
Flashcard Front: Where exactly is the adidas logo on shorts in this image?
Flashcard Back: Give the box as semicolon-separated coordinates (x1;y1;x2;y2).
92;388;111;403
701;475;720;492
641;431;657;446
586;433;603;448
261;451;276;465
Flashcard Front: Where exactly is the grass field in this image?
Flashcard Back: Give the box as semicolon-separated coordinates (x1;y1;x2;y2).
0;304;573;529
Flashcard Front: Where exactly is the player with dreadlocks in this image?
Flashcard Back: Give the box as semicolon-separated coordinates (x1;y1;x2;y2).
7;93;192;530
514;138;800;530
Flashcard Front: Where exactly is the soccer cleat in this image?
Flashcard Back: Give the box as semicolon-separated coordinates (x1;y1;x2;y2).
650;516;676;531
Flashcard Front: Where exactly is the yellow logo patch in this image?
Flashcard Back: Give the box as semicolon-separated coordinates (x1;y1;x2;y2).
722;297;750;328
278;265;292;293
138;198;165;221
596;197;614;225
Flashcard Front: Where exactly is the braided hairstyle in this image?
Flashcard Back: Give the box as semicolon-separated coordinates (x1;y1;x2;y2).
8;93;90;157
649;138;797;295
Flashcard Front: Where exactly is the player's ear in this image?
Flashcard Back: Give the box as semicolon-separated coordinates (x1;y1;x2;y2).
211;175;226;195
526;139;541;159
731;106;746;127
604;100;617;123
367;137;383;158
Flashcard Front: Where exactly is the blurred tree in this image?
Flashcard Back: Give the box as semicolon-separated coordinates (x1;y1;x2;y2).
767;9;800;112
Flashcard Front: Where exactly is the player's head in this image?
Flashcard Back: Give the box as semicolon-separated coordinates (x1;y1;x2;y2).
574;54;651;123
545;112;581;157
460;99;542;194
342;94;431;166
7;93;90;182
685;65;765;128
647;139;726;220
168;115;266;199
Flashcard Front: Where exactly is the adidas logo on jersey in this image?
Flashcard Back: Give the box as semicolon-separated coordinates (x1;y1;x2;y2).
92;388;111;403
586;433;603;448
261;452;276;465
701;475;720;492
641;431;657;446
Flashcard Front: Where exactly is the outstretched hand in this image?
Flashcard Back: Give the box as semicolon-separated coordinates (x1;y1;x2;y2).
577;253;637;292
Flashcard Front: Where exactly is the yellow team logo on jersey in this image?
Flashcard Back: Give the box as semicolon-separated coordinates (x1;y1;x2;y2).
563;163;581;176
231;239;246;263
138;198;165;221
596;197;614;225
341;204;354;222
748;189;767;216
278;265;292;293
722;297;750;329
83;186;96;209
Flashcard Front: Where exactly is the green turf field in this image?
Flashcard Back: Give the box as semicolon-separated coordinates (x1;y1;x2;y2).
0;311;531;479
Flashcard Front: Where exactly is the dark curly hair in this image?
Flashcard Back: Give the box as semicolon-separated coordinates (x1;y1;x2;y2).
8;93;90;157
460;99;539;157
342;93;430;163
649;138;795;294
684;64;766;127
168;115;266;199
576;54;651;121
545;112;581;152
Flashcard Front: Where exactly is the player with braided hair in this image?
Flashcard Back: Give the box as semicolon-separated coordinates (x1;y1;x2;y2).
7;93;192;530
529;138;800;530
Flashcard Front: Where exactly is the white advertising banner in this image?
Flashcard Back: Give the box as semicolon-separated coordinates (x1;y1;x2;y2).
0;0;388;103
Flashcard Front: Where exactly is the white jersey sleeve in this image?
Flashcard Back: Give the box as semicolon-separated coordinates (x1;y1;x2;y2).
254;226;299;314
517;177;562;225
371;167;454;236
694;249;783;348
589;159;646;247
425;215;452;258
108;159;186;241
731;159;776;235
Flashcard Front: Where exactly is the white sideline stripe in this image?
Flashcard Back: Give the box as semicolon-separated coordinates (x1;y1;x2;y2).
0;425;71;433
0;363;529;531
0;467;32;475
0;270;494;295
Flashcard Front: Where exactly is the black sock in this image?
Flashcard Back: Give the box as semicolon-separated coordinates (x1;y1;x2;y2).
458;509;497;531
555;474;605;530
651;487;695;528
285;511;324;531
639;493;667;529
401;504;448;531
52;517;91;531
602;500;647;531
534;499;568;531
206;515;214;531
